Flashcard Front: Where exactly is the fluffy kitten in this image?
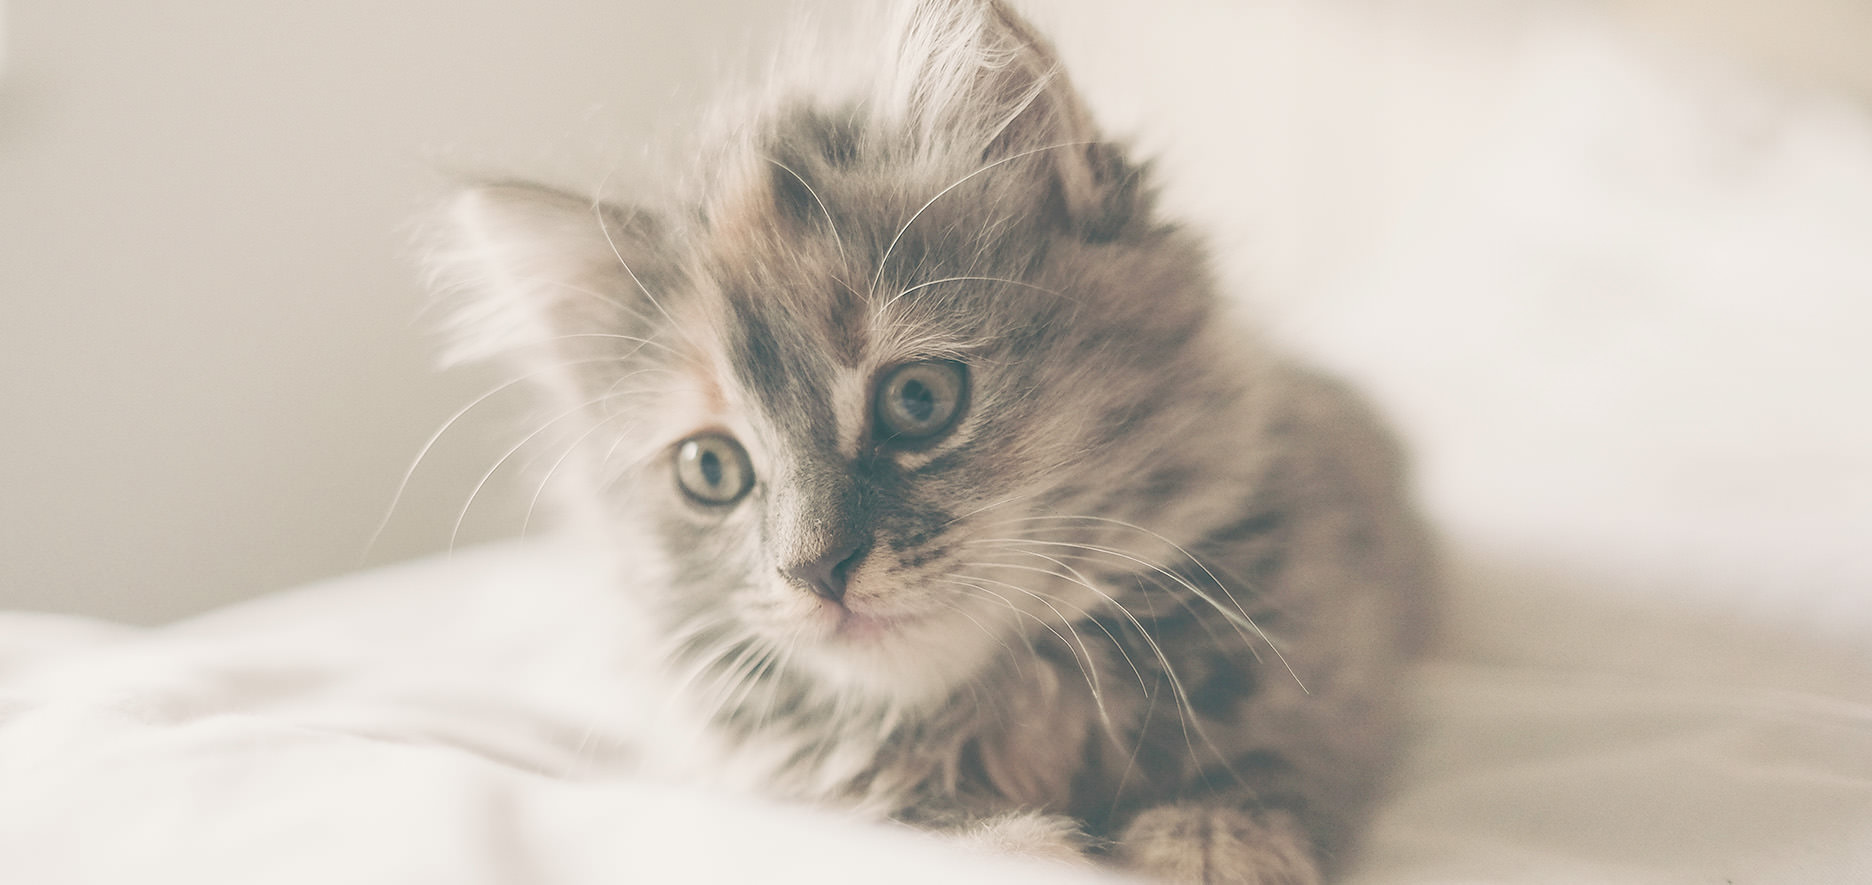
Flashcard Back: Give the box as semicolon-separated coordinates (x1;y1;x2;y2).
434;1;1436;882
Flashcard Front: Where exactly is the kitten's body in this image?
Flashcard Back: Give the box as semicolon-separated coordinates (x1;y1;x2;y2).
436;2;1436;882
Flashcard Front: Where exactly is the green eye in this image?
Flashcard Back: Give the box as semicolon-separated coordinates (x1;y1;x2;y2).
875;361;967;442
674;433;754;505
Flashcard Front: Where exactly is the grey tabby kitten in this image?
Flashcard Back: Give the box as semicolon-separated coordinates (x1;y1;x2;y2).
435;1;1436;882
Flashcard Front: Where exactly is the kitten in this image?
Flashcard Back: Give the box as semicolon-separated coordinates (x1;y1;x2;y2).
433;1;1436;882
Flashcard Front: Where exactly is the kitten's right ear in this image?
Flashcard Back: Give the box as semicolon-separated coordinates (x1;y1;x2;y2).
892;0;1143;241
430;181;670;369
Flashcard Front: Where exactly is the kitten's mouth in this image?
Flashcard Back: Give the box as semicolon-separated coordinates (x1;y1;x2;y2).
782;592;999;706
810;599;924;644
836;610;911;641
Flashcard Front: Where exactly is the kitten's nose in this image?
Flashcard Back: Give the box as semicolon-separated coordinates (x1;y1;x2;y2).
782;539;865;603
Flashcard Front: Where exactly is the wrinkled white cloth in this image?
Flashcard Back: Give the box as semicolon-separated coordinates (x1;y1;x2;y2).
1;539;1866;884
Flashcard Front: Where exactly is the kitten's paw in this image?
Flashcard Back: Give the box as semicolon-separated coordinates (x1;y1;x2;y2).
952;811;1095;867
1116;805;1319;885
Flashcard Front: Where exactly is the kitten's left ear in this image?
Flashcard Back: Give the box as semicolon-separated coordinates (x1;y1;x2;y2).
896;0;1142;240
430;181;672;374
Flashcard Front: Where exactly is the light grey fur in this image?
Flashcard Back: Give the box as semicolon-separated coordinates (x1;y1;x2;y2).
431;2;1437;882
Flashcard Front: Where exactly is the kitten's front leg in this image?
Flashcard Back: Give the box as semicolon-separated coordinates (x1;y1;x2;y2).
943;810;1098;868
1116;804;1319;885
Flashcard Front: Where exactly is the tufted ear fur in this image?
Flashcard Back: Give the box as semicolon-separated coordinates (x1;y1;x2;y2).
892;0;1143;240
431;182;672;375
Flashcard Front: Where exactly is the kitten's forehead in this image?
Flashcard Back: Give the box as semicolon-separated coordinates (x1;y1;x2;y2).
696;279;866;461
697;255;976;465
679;104;1083;467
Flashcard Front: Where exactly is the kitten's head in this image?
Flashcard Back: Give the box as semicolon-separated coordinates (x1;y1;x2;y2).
436;0;1271;709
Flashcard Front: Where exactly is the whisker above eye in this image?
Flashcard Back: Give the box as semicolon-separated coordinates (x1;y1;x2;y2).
589;172;711;359
868;140;1097;295
875;274;1063;319
764;156;849;269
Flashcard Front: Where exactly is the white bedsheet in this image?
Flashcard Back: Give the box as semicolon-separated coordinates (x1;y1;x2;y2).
1;538;1866;884
5;5;1871;884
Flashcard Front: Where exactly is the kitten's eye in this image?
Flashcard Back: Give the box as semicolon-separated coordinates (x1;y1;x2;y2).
674;433;754;505
875;361;967;442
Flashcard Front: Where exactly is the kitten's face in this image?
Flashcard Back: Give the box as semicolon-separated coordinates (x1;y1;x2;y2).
441;0;1264;708
611;139;1233;705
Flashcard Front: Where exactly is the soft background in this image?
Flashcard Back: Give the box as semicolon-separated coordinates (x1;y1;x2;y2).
2;0;816;620
2;0;1869;623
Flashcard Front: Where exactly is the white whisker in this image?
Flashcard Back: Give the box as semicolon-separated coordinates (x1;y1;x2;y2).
868;140;1096;294
972;547;1216;770
542;331;683;360
363;356;636;560
765;156;848;268
982;559;1148;692
588;177;707;357
942;571;1113;732
875;274;1061;319
971;517;1308;693
939;492;1032;529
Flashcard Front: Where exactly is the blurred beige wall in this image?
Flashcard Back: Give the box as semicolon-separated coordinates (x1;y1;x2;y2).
1600;0;1872;101
0;0;823;623
1;0;1865;625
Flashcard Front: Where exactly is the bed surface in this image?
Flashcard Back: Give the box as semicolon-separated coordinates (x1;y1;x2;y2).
2;536;1867;884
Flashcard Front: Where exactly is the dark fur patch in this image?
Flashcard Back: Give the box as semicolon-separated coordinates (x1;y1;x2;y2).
766;159;824;227
1185;657;1258;724
1203;511;1285;548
